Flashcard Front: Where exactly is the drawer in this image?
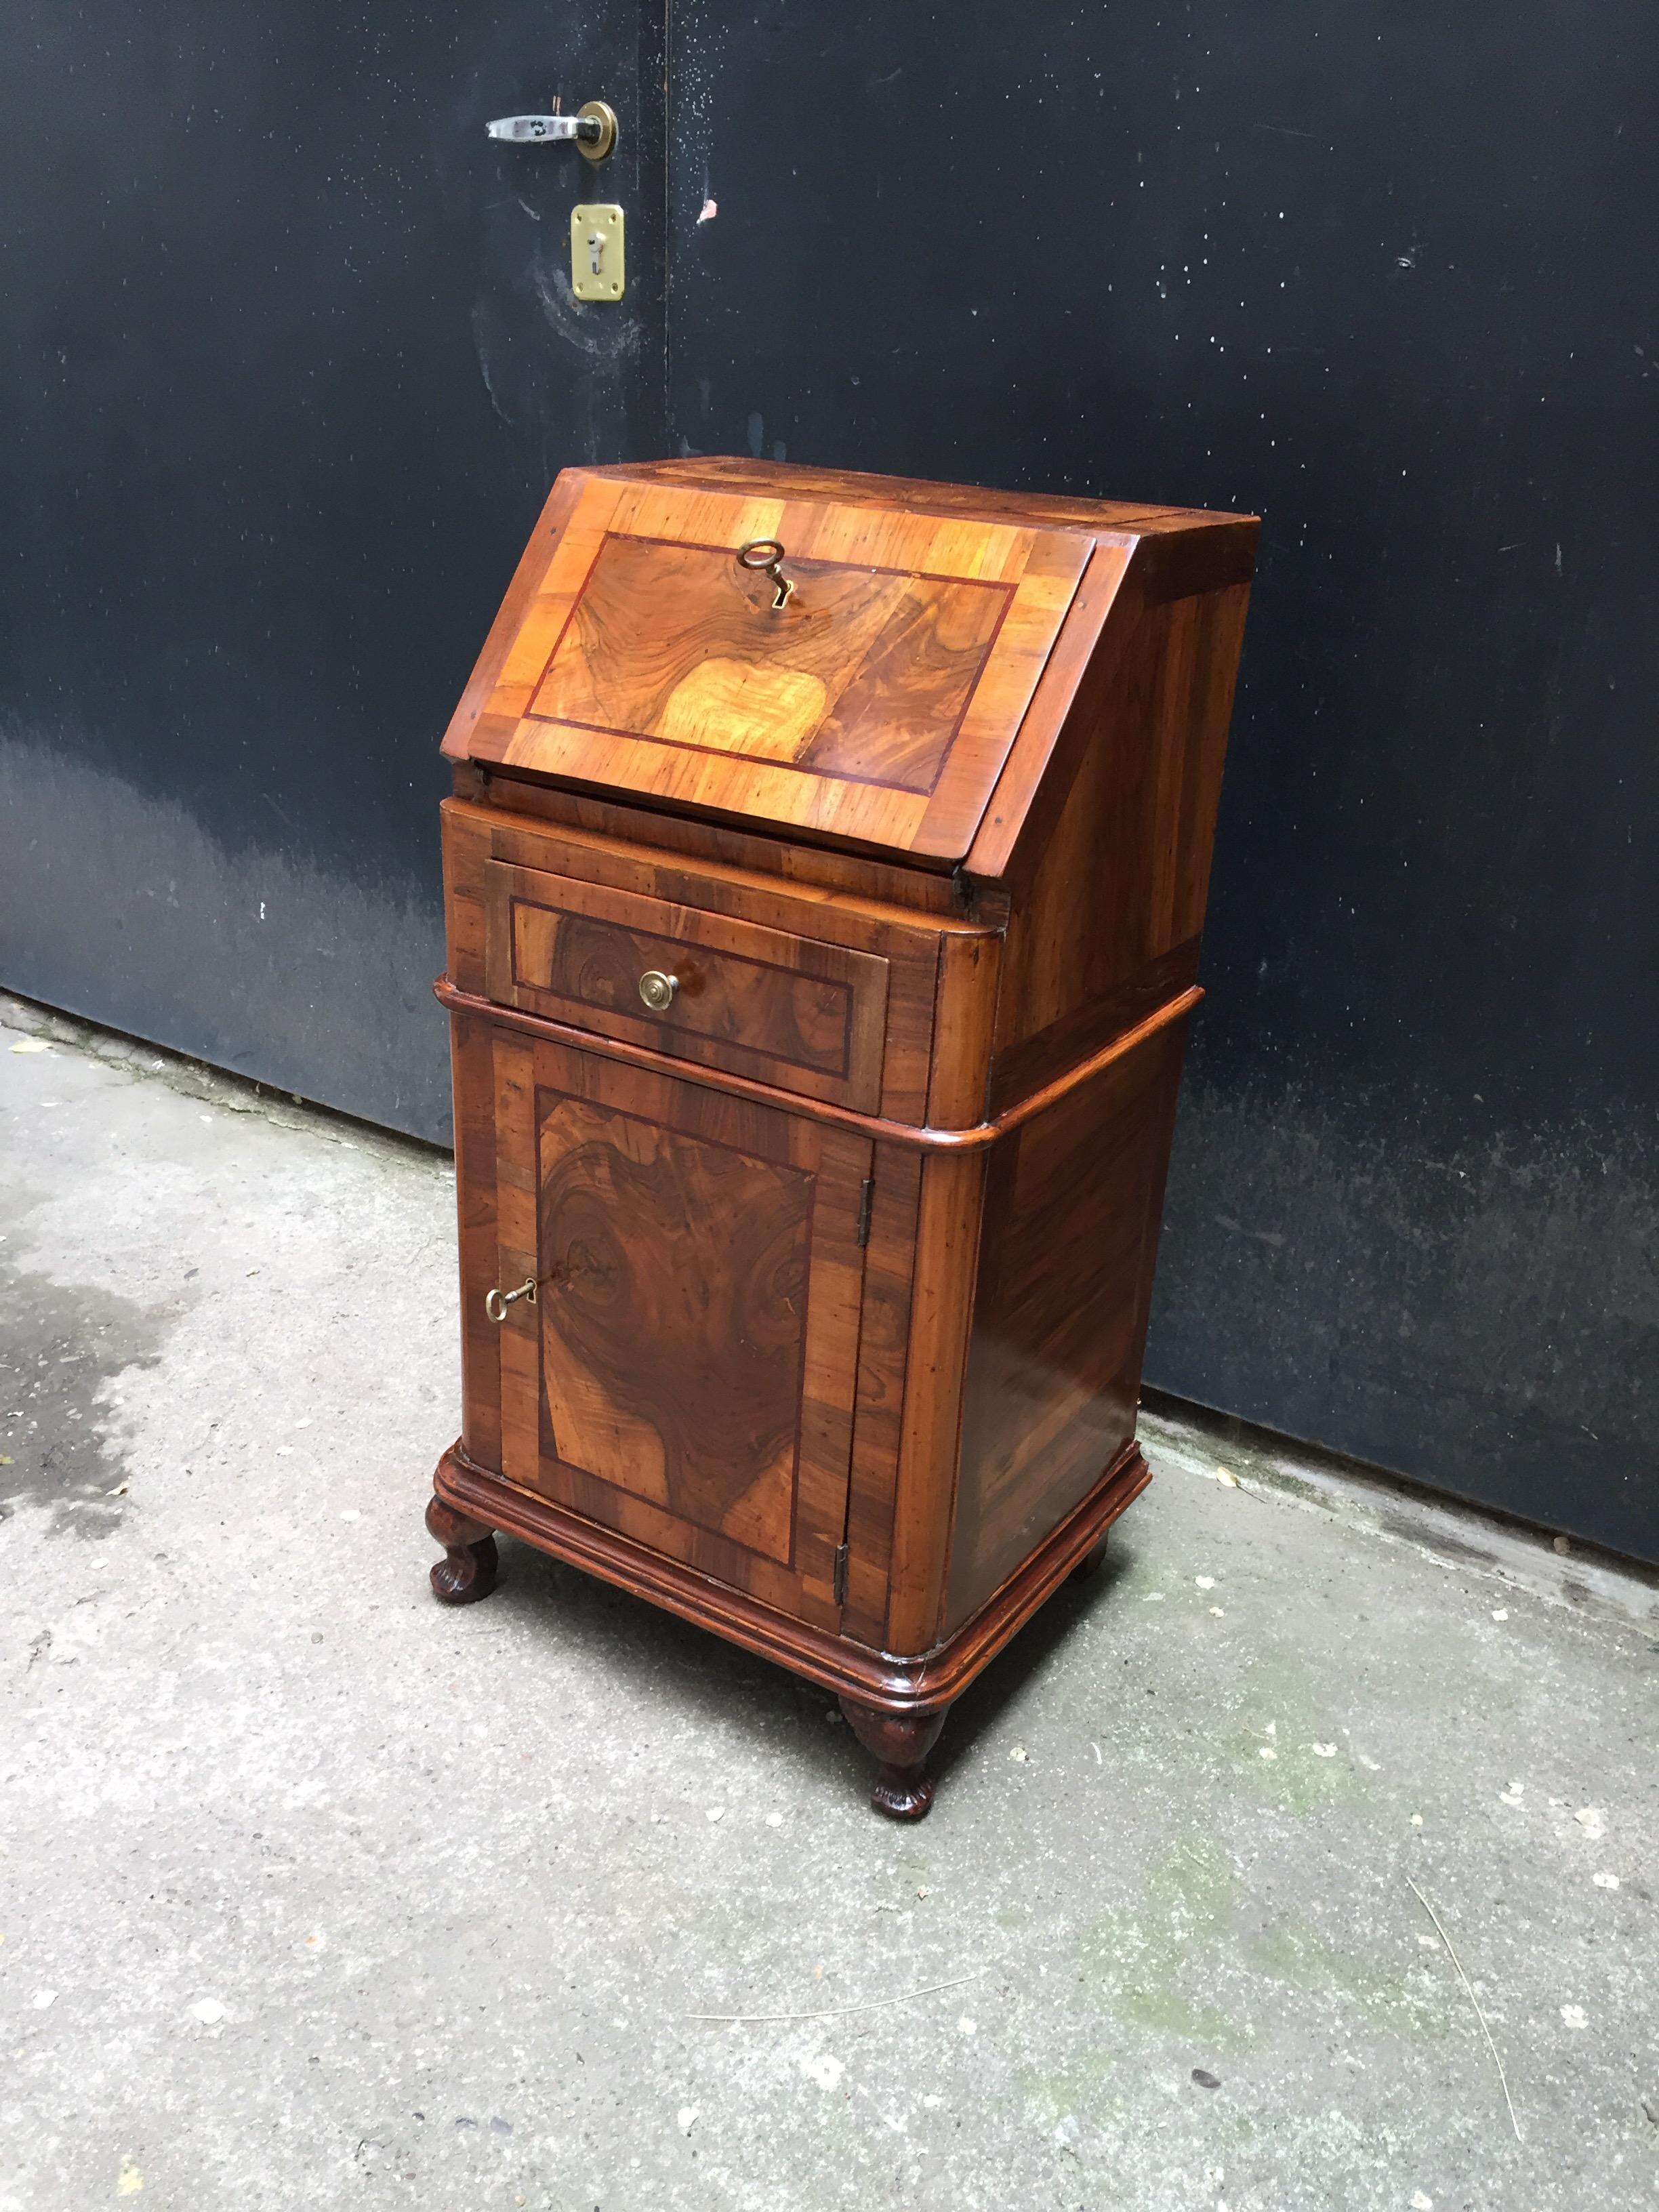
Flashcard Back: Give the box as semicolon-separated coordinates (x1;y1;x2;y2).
482;858;891;1112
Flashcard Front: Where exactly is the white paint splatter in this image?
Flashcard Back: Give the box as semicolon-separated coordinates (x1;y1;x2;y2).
677;2105;699;2131
1592;1870;1620;1890
1559;2004;1588;2029
9;1038;51;1054
190;1999;226;2024
32;1988;58;2009
764;1811;783;1827
1195;1576;1216;1590
798;2049;844;2090
1499;1782;1524;1807
697;199;718;223
1310;1743;1337;1758
1410;2193;1434;2211
1574;1807;1607;1839
957;2016;978;2036
1008;1746;1028;1763
705;1806;725;1823
1491;1607;1509;1621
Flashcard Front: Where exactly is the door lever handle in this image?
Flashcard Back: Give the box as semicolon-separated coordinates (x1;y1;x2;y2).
485;100;617;162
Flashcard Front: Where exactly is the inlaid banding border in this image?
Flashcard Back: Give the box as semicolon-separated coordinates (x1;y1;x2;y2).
522;531;1020;798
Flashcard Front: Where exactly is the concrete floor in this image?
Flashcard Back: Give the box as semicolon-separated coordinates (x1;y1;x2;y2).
1;994;1656;2212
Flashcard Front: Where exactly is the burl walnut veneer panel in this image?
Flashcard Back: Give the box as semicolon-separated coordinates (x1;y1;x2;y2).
431;457;1257;1820
945;1015;1191;1633
443;470;1099;861
491;1027;867;1630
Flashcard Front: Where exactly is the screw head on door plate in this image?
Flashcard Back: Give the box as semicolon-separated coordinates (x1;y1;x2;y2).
572;203;625;301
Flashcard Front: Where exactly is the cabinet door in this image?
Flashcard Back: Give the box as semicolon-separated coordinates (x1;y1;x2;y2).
488;1028;870;1628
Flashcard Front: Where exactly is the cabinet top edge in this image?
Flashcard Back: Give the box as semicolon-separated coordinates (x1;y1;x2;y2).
577;455;1261;540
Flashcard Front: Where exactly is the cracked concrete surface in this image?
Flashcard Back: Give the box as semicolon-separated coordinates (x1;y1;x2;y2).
1;993;1656;2210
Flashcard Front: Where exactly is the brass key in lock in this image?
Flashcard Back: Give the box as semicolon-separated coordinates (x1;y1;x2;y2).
485;1277;536;1323
737;537;796;610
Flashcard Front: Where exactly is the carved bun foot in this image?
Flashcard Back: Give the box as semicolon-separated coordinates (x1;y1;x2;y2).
871;1763;935;1821
1073;1530;1111;1580
838;1697;948;1821
426;1492;499;1605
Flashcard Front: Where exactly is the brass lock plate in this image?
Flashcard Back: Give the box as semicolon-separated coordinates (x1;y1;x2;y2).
571;203;625;301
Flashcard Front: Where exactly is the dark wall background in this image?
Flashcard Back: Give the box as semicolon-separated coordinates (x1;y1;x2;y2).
668;0;1659;1555
0;1;663;1132
3;3;1655;1555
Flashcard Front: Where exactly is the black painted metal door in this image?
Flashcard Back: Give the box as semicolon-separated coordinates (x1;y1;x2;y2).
0;2;663;1136
661;1;1659;1559
5;3;1656;1558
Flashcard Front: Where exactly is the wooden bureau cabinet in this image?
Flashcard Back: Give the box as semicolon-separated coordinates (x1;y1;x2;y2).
427;458;1256;1817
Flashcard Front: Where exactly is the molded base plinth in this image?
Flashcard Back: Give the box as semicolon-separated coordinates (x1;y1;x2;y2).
427;1437;1151;1812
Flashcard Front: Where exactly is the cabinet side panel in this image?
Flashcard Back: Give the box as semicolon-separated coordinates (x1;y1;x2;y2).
840;1145;923;1647
987;579;1249;1111
451;1010;502;1472
926;928;1002;1129
441;801;493;997
884;1147;987;1656
945;1017;1189;1632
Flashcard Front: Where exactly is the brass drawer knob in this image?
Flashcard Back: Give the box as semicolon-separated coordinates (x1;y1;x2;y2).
485;1277;537;1324
638;969;678;1012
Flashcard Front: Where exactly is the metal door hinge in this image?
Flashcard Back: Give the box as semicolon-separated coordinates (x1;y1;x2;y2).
855;1177;874;1247
833;1542;849;1605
